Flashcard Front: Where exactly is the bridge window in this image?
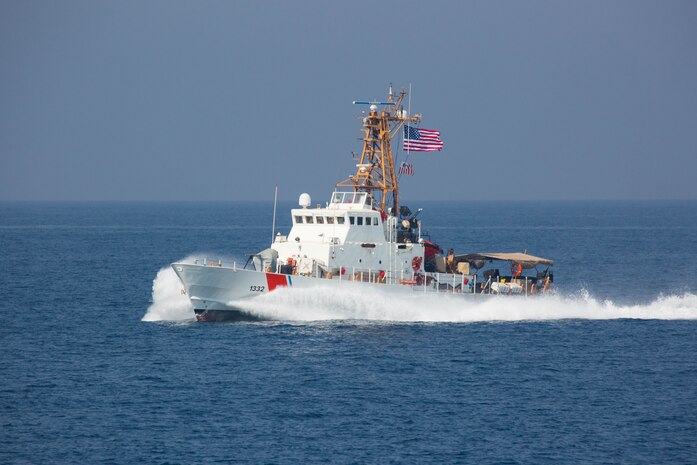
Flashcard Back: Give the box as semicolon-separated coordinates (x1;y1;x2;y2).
349;216;355;225
365;217;372;225
330;192;369;205
326;216;335;224
294;216;303;224
357;217;363;226
337;216;345;225
305;216;314;224
316;216;324;224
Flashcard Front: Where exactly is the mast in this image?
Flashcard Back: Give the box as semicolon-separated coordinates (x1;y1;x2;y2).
336;85;421;215
271;184;278;245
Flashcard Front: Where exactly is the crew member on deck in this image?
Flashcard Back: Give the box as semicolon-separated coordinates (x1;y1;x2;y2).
446;248;455;273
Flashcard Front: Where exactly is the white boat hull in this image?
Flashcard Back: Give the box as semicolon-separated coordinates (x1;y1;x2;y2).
171;262;396;321
171;261;547;322
172;261;483;321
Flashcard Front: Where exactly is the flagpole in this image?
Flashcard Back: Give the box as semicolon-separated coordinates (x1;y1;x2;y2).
399;83;413;184
406;82;411;164
405;82;411;166
408;83;412;128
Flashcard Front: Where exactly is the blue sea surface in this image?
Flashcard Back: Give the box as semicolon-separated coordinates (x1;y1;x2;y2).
2;201;697;464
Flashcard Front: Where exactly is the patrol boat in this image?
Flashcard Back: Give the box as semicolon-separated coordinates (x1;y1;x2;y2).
172;86;554;321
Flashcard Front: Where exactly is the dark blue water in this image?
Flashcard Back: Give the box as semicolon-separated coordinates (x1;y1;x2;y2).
2;201;697;464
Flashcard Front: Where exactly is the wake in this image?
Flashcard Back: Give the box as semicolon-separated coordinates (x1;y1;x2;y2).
142;264;697;323
235;286;697;322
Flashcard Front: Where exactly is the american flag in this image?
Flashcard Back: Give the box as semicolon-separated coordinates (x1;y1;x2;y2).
398;162;414;176
403;125;443;152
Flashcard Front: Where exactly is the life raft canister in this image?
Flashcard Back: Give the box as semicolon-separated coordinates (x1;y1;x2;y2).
412;256;423;271
511;262;523;277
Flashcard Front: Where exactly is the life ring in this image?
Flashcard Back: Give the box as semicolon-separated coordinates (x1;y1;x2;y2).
411;256;423;271
511;262;522;277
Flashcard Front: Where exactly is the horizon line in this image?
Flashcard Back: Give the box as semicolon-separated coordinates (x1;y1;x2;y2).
1;198;696;203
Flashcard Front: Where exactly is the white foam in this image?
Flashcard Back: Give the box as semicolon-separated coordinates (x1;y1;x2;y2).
142;266;195;322
231;285;697;323
141;254;247;322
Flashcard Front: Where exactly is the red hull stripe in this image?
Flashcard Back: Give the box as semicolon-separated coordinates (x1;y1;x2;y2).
266;273;289;291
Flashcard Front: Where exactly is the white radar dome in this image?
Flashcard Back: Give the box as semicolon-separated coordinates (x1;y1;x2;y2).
299;193;312;208
369;104;378;112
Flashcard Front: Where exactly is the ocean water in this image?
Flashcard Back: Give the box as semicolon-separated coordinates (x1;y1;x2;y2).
2;200;697;464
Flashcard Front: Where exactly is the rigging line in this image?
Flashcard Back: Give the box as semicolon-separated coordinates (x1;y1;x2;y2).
396;133;404;183
398;82;413;183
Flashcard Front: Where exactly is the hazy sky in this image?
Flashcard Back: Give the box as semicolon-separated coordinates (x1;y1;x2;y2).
2;0;696;201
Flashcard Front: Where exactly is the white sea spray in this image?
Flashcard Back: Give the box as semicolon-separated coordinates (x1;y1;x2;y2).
142;266;195;322
230;285;697;323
